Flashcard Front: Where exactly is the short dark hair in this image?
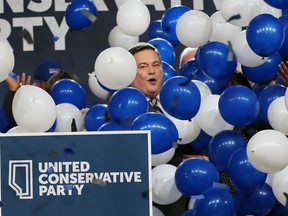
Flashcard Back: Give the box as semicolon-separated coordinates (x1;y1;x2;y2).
46;70;80;93
128;42;161;61
229;70;252;89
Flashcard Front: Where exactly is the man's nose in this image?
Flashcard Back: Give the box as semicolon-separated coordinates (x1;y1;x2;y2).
148;65;155;74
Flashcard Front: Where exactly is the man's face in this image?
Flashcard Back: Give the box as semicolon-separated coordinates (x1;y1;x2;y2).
130;49;163;98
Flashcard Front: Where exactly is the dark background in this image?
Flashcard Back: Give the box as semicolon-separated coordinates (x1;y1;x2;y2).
0;0;217;106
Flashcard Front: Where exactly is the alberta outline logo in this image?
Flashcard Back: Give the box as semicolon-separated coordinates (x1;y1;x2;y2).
8;159;143;199
8;160;33;199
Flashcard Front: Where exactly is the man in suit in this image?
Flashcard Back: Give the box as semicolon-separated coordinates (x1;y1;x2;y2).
128;42;189;216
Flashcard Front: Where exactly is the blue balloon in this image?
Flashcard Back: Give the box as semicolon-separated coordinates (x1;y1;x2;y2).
180;59;200;78
194;47;201;61
227;148;267;195
161;5;190;46
219;85;259;126
85;104;107;131
193;70;229;95
278;15;288;59
148;37;175;65
162;61;177;85
130;113;178;154
50;78;87;109
193;187;235;216
208;130;247;172
160;76;201;120
264;0;288;9
189;130;212;155
65;0;97;31
252;85;267;98
283;8;288;16
258;84;286;124
148;20;179;47
107;87;148;129
198;42;237;80
270;200;288;216
98;122;126;131
181;210;194;216
241;52;282;84
246;14;284;57
148;20;165;39
175;158;220;197
235;183;276;216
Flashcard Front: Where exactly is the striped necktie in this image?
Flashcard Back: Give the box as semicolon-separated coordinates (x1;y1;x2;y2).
149;98;164;114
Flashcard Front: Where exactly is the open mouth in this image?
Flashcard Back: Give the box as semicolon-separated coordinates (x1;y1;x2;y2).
148;78;157;84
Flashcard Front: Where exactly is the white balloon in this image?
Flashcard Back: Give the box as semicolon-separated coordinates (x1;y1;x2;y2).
176;10;213;48
271;165;288;206
220;0;261;27
196;94;234;136
152;164;182;205
116;0;126;6
152;147;176;166
152;206;164;216
55;103;84;132
231;30;267;67
80;107;89;126
188;198;196;210
209;11;242;45
268;96;288;135
192;80;212;101
167;115;201;145
12;86;56;132
265;173;273;187
94;47;137;90
213;0;222;9
0;41;15;82
284;87;288;111
247;129;288;173
88;71;109;101
108;25;139;49
6;126;31;134
116;0;150;36
260;1;282;18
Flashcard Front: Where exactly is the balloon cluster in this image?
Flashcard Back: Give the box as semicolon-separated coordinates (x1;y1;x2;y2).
135;1;288;215
10;77;87;133
7;1;288;215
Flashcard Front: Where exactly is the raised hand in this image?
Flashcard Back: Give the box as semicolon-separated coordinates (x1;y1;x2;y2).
5;72;38;91
278;61;288;86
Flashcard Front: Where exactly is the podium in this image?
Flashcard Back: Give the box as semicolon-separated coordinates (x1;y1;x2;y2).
0;131;152;216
